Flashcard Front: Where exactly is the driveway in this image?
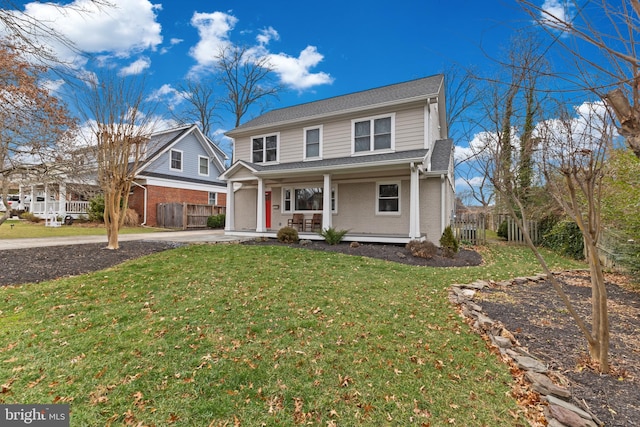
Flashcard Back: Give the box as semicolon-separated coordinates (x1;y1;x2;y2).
0;229;248;251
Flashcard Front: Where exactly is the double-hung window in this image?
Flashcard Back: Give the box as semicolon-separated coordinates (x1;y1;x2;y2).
199;156;209;176
252;134;278;163
377;182;400;214
170;149;183;171
353;114;395;153
304;126;322;159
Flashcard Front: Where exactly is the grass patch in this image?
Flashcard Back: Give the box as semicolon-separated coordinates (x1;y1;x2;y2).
0;220;167;239
0;243;583;426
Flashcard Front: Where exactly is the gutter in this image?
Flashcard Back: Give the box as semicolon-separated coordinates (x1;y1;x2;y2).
131;181;147;226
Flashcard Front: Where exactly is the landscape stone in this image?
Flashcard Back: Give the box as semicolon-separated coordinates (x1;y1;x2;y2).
545;395;594;421
493;335;512;348
525;371;571;398
547;404;597;427
513;355;548;373
476;313;494;329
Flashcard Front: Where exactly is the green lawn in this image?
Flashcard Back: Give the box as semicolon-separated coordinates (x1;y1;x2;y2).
0;243;584;426
0;219;167;239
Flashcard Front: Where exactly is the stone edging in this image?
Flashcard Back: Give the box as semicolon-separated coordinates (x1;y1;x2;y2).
449;274;603;427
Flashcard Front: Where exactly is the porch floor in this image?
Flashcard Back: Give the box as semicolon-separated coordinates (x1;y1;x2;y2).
225;230;424;245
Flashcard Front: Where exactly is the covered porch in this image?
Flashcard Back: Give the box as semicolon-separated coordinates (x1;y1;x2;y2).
221;150;449;244
17;182;97;219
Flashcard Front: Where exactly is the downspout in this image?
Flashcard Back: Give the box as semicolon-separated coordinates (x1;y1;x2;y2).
441;174;446;233
131;181;147;226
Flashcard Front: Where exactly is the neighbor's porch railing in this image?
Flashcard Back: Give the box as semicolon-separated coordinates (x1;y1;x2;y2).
31;201;90;217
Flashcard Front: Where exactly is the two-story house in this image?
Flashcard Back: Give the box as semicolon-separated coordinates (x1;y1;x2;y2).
221;75;455;244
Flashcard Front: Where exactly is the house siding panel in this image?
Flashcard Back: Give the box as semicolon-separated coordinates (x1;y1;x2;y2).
395;107;425;151
145;133;216;180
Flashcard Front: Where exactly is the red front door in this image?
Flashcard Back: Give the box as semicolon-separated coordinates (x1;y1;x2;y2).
265;191;272;229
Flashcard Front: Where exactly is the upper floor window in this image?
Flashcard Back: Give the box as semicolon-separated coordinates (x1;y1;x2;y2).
252;133;279;163
352;114;395;154
199;156;209;176
170;149;183;171
304;126;322;159
376;182;400;214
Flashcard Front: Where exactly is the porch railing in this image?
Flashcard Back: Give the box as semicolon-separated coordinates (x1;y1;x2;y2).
31;201;90;216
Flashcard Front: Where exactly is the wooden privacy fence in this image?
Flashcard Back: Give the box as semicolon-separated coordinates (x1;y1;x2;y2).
451;214;487;245
502;216;541;245
157;203;225;229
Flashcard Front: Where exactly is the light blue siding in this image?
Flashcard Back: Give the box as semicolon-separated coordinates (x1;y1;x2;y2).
145;133;224;180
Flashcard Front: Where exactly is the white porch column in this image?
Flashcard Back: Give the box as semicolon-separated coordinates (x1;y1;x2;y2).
18;185;23;209
225;181;235;231
29;185;35;212
256;177;265;232
58;183;67;216
441;174;447;233
409;164;420;239
44;184;49;214
322;174;332;231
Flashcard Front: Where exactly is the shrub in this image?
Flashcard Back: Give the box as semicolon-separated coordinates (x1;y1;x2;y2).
497;220;508;239
439;225;459;258
277;226;299;243
88;195;105;222
20;211;40;223
541;220;584;260
123;209;139;227
319;227;348;245
406;239;438;259
207;214;226;229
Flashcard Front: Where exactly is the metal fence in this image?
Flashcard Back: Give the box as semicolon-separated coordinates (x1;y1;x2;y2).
157;203;225;229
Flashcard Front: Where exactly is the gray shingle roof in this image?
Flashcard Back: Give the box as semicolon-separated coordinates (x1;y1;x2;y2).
430;139;453;171
228;74;444;134
240;149;430;175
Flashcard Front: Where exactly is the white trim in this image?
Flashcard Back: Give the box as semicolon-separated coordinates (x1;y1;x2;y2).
143;176;226;192
198;155;210;176
303;125;323;160
351;112;396;155
170;149;183;172
251;132;280;164
375;180;401;216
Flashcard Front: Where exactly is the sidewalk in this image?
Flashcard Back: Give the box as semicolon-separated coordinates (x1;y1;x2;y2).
0;229;249;250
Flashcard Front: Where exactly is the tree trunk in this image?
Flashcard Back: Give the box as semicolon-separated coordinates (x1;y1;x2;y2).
104;190;121;250
586;243;610;372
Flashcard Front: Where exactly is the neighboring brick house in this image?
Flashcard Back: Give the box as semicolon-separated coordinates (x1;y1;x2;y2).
222;75;455;244
128;124;228;227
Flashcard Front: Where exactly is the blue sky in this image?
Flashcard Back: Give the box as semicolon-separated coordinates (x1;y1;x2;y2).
3;0;565;198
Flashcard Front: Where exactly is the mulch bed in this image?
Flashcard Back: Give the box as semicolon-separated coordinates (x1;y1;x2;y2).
476;270;640;427
1;239;638;425
0;241;181;286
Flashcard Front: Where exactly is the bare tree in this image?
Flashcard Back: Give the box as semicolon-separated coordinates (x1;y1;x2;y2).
0;41;76;226
172;78;220;139
216;45;280;128
77;73;156;249
540;102;613;371
517;0;640;157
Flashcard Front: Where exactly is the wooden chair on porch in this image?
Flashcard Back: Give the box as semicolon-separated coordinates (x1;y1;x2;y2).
305;213;322;232
287;213;304;231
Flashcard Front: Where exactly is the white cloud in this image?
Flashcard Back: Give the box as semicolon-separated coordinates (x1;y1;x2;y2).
41;79;65;94
266;46;334;91
188;11;237;69
256;27;279;46
539;0;575;32
187;11;332;91
3;0;162;68
147;83;186;110
119;57;151;76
